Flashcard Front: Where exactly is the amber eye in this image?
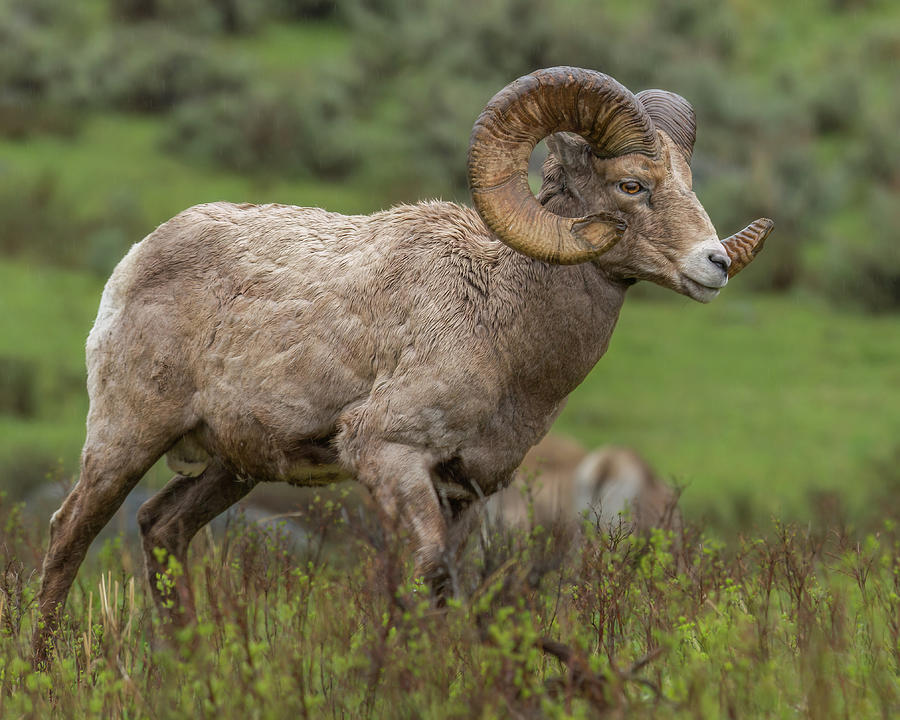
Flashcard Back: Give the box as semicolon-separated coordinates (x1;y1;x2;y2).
619;181;643;195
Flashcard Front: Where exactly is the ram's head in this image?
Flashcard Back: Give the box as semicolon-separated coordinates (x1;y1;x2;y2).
468;67;773;302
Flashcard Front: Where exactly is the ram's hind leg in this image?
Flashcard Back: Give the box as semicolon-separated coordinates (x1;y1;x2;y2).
33;419;177;665
137;460;255;628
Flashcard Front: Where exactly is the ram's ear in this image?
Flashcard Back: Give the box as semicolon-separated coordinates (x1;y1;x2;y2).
546;132;591;172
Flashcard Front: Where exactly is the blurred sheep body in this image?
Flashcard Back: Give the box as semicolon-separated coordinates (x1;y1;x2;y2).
35;67;771;658
486;436;682;536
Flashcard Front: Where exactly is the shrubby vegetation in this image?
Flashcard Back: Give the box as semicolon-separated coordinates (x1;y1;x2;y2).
0;0;89;138
163;80;358;179
2;493;899;717
83;26;246;114
0;0;897;308
110;0;336;30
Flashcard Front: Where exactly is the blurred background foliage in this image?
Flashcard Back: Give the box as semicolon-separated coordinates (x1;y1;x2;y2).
0;0;897;532
1;0;898;306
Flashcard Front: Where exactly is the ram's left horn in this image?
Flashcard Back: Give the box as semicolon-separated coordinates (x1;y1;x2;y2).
722;218;774;278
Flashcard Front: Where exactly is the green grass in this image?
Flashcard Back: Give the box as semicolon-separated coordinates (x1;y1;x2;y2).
210;20;352;81
2;497;899;718
0;261;101;367
2;256;897;531
0;260;184;492
0;261;101;481
557;291;900;526
0;112;380;234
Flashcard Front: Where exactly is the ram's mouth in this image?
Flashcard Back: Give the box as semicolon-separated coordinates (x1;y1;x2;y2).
681;274;724;303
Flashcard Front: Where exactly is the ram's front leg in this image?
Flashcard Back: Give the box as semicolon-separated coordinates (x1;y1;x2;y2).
355;442;451;593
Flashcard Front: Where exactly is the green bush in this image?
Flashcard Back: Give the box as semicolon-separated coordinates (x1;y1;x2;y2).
0;172;145;274
274;0;336;20
84;25;246;113
109;0;336;33
815;190;900;312
0;0;88;138
0;357;37;419
163;83;358;179
109;0;258;34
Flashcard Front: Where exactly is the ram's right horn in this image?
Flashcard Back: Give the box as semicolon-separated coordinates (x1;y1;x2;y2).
722;218;774;278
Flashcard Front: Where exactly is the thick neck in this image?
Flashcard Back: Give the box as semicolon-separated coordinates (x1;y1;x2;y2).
497;249;629;405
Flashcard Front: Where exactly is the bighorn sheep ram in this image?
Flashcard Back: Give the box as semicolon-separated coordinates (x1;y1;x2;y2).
485;436;682;537
34;67;771;658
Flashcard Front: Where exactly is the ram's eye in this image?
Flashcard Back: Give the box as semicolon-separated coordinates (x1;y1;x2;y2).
619;181;643;195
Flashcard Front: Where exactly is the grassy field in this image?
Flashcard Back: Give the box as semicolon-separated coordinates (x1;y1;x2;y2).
2;491;899;718
0;261;101;488
0;112;380;231
557;290;900;528
209;20;352;81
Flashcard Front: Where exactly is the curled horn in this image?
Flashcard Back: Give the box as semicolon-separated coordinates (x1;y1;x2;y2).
635;89;696;163
467;67;658;265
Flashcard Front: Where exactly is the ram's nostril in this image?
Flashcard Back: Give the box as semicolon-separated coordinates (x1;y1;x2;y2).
708;253;730;273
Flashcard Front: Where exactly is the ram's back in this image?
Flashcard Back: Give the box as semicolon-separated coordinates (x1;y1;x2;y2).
86;201;535;483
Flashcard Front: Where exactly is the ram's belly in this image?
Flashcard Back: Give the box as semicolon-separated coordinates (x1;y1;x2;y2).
166;423;351;487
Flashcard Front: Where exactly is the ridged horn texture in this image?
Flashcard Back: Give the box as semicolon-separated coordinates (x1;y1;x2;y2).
468;67;658;265
722;218;775;278
635;89;696;163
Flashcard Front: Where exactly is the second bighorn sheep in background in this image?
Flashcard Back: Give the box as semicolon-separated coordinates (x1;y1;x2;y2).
35;67;772;656
485;436;682;537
